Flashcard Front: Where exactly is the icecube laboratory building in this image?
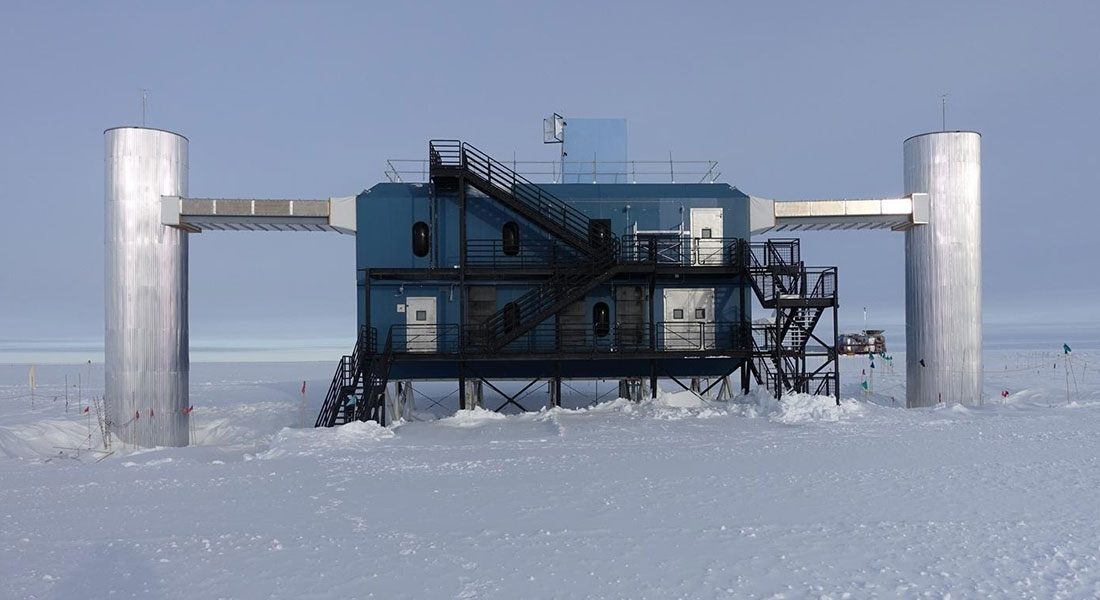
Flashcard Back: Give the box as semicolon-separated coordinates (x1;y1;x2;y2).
105;117;981;446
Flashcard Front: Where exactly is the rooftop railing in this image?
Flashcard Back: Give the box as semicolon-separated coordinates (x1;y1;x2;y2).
387;158;722;184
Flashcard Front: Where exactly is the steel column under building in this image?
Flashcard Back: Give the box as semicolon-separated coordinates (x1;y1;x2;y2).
105;127;190;447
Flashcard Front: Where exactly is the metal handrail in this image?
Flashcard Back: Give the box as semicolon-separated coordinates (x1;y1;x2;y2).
350;328;394;424
458;142;599;249
390;324;462;353
316;325;375;427
808;268;838;298
471;242;620;347
428;140;462;168
467;236;747;268
465;238;585;268
383;321;749;356
390;157;722;184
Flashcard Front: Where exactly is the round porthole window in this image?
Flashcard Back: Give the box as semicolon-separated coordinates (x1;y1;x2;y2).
502;221;520;256
593;302;610;337
412;221;430;257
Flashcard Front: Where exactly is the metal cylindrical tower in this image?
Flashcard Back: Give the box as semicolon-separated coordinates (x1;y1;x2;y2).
904;131;982;408
105;127;189;446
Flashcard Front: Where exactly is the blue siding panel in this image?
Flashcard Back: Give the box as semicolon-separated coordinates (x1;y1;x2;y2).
356;181;753;342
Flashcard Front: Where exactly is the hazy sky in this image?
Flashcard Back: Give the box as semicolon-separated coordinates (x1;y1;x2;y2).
2;1;1098;360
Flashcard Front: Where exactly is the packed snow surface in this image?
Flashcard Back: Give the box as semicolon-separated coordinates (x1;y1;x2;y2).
2;351;1100;598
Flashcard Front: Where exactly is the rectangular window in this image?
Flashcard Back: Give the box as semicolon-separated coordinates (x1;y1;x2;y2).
673;309;684;319
695;308;706;319
415;310;427;321
701;228;712;239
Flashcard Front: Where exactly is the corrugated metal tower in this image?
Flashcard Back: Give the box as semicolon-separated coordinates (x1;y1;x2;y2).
903;131;982;407
104;127;190;446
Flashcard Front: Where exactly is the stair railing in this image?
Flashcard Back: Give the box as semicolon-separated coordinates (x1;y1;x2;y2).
467;239;620;352
353;327;395;424
458;142;598;248
315;325;375;427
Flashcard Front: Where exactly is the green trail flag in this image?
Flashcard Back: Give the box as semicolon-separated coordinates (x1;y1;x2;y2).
861;381;868;390
1064;343;1072;354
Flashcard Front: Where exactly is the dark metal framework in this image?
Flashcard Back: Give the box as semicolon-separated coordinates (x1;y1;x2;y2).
316;141;840;427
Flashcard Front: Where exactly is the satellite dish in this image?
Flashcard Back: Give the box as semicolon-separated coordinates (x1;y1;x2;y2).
543;113;564;144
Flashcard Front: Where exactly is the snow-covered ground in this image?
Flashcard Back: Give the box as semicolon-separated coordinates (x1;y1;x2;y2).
3;349;1100;598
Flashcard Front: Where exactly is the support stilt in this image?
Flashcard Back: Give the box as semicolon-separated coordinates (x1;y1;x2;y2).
716;375;734;401
389;380;414;424
618;379;644;402
549;377;562;407
463;379;483;410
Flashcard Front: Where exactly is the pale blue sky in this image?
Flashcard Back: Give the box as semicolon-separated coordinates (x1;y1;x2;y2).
2;1;1098;360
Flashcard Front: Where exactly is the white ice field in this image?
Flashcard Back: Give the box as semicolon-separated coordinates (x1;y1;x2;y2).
3;341;1100;599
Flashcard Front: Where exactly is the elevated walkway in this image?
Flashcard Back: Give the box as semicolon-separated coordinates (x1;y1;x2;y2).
161;196;357;234
750;193;929;234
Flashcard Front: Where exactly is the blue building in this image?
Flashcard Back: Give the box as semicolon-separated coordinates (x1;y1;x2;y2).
317;134;838;426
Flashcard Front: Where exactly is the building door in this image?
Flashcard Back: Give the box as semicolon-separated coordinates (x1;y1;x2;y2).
690;208;724;265
662;288;715;350
558;300;587;349
405;296;437;353
466;286;496;349
616;285;647;348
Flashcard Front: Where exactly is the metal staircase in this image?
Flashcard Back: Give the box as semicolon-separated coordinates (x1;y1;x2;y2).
430;140;610;257
429;140;621;352
315;327;393;427
744;239;838;398
781;309;822;349
469;244;621;351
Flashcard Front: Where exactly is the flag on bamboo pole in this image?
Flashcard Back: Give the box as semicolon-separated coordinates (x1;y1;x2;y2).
1064;343;1072;354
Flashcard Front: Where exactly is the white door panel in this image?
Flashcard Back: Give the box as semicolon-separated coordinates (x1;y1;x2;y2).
405;297;437;353
690;207;724;265
662;288;715;350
